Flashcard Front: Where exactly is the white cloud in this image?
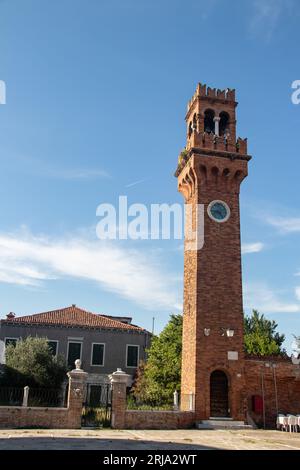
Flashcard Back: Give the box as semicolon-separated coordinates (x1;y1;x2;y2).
244;281;300;313
295;287;300;301
242;242;264;254
0;260;55;286
0;229;181;312
249;0;295;41
266;216;300;233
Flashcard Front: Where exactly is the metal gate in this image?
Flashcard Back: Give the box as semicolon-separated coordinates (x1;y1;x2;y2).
82;383;112;428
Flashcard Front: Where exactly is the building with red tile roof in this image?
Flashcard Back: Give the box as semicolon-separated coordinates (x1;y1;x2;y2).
0;305;151;402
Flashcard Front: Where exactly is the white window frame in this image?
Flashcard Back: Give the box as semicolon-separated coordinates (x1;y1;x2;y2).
4;337;18;347
90;342;105;367
126;344;140;368
47;340;59;357
67;340;82;367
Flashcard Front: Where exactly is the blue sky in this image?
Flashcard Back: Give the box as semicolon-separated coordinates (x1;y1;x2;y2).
0;0;299;350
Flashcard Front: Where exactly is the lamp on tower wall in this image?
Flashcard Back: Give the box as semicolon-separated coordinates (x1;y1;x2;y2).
220;327;235;337
226;328;235;338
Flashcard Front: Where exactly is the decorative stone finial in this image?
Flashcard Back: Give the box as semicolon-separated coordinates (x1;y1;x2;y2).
109;368;131;385
75;359;82;370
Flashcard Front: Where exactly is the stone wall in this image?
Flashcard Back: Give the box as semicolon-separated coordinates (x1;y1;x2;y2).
0;367;87;429
124;410;195;430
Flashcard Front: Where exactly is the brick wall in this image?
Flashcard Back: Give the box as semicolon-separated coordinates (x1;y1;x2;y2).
245;357;300;428
124;410;195;430
0;406;70;429
110;369;196;430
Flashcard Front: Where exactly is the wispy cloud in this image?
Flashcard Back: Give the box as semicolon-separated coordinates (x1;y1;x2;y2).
0;229;181;312
242;242;264;254
125;178;148;188
0;262;55;287
244;281;300;313
266;216;300;233
249;0;295;42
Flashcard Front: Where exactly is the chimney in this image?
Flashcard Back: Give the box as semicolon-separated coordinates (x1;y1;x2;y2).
6;312;16;320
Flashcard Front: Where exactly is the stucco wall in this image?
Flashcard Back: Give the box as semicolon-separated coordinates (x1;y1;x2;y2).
0;323;150;379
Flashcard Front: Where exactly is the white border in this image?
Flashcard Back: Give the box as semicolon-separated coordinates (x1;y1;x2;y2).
126;344;140;368
67;340;82;366
207;200;231;223
90;342;105;367
47;340;59;357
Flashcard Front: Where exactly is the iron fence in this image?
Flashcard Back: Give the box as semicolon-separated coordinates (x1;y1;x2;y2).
126;391;195;412
126;395;174;411
82;384;112;427
0;387;24;406
28;388;65;407
81;405;111;428
0;386;66;408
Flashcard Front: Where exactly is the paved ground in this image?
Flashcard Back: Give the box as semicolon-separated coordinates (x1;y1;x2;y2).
0;428;300;450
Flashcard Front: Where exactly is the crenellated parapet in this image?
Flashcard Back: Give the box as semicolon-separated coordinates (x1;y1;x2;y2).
186;83;236;116
186;130;248;154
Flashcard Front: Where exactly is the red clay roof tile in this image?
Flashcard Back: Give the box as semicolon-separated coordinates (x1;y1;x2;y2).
2;305;145;332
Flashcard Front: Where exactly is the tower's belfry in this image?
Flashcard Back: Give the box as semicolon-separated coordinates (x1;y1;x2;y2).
176;83;251;421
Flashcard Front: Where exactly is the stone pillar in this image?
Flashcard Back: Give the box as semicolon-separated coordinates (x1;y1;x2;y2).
109;368;131;429
22;386;29;407
67;360;88;428
173;390;179;410
213;116;220;136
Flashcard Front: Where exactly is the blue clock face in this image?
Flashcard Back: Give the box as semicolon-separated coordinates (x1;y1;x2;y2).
208;201;230;222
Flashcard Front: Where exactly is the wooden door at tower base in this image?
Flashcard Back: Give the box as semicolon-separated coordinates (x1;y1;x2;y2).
210;370;229;417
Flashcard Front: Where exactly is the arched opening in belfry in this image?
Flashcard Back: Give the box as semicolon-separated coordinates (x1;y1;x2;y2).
219;111;230;136
204;109;215;134
188;121;193;138
210;370;229;418
192;113;197;131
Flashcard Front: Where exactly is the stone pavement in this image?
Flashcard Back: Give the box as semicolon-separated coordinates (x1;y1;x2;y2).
0;428;300;450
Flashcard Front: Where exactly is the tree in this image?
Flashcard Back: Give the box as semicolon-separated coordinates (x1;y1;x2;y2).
244;310;286;356
132;314;182;405
1;336;67;388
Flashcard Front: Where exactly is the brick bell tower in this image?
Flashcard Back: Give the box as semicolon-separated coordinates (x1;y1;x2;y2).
175;83;251;422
